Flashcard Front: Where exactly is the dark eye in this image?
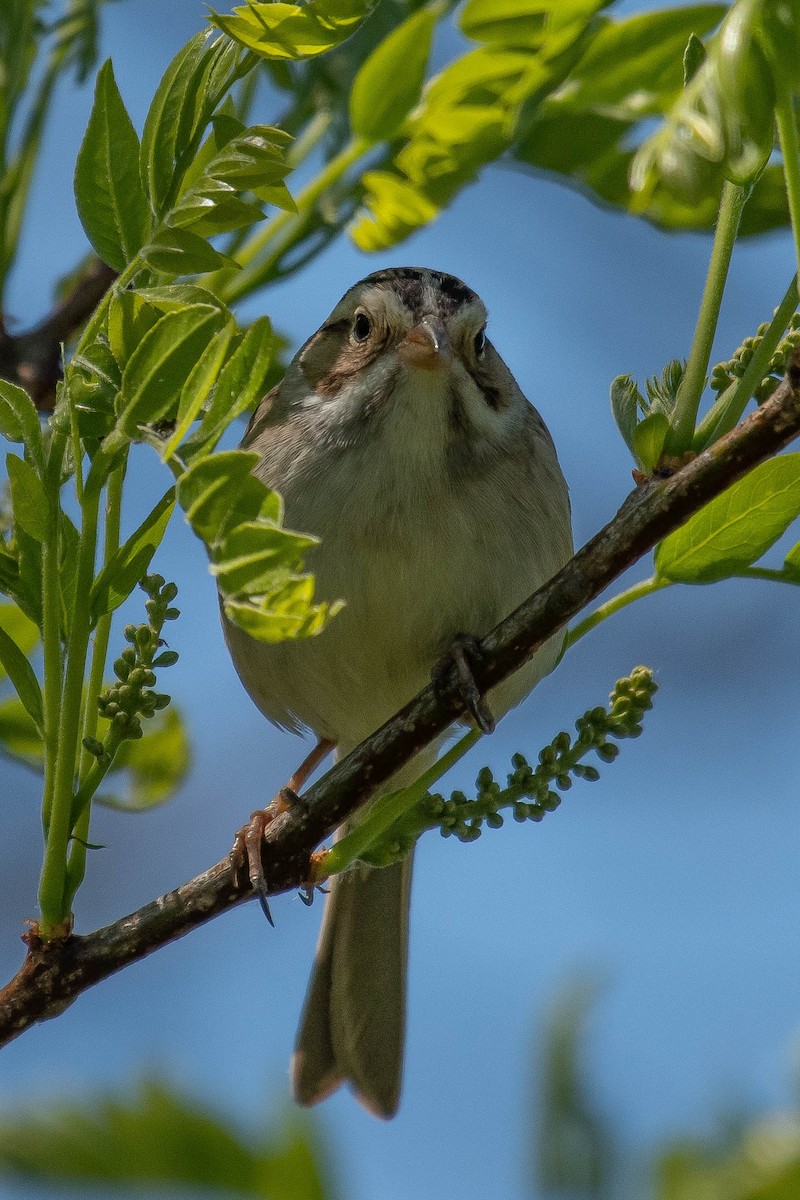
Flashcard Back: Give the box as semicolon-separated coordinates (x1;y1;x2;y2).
352;311;372;342
474;327;486;356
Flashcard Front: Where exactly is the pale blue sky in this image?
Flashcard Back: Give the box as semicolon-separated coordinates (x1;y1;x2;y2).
2;4;800;1199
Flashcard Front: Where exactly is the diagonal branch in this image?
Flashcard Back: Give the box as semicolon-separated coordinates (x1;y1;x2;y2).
0;258;117;410
1;351;799;1049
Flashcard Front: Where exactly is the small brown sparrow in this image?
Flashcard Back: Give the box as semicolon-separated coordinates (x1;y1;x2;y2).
223;267;573;1117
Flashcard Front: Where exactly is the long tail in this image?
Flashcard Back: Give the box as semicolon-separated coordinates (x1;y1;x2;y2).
290;749;437;1118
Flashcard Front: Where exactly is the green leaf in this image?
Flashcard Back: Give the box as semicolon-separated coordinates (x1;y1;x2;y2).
6;453;47;542
656;453;800;583
212;522;317;596
177;451;338;644
350;8;437;143
0;1079;331;1198
0;696;42;770
183;317;274;459
74;60;150;272
140;32;241;217
350;170;439;252
223;576;341;643
0;380;44;471
556;6;725;118
0;603;38;683
176;450;269;546
116;305;225;437
632;411;669;473
0;618;43;732
460;0;610;47
159;321;237;459
141;225;238;275
90;489;176;620
98;709;189;811
610;374;643;458
630;0;775;206
209;0;372;61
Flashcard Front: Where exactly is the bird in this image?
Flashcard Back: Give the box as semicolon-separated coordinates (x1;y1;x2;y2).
222;266;573;1118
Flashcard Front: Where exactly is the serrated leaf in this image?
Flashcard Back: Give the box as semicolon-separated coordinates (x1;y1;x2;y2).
141;225;238;275
0;620;43;732
610;374;643;457
117;306;225;437
90;489;176;619
632;411;669;472
0;604;38;684
350;8;436;143
350;171;439;252
74;60;149;271
6;453;47;542
656;453;800;583
0;381;44;471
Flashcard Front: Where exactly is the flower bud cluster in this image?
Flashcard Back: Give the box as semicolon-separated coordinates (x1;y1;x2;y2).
360;667;657;865
711;311;800;403
82;574;179;762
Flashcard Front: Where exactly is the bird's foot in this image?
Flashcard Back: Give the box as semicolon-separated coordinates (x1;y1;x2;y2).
432;633;496;734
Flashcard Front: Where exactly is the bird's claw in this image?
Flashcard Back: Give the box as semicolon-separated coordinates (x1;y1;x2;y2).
433;634;496;734
232;806;278;926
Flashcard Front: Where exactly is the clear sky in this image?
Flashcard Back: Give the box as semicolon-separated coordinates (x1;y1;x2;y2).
2;3;800;1199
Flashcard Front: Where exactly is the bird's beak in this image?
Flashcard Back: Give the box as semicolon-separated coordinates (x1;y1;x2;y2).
398;315;449;370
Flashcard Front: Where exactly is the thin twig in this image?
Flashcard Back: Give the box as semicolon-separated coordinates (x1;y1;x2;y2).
1;351;799;1047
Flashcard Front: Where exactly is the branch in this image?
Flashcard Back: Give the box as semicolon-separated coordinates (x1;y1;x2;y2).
2;352;800;1048
0;258;117;410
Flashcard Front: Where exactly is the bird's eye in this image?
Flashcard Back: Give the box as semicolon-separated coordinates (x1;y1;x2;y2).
352;312;372;342
474;327;486;356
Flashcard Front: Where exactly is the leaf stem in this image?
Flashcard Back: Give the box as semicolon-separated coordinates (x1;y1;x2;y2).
563;576;671;650
37;454;110;936
668;181;749;452
40;434;68;837
64;457;127;905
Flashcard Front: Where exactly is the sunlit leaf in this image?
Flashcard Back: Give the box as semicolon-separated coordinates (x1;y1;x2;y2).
74;60;149;271
610;374;642;459
209;0;372;61
349;8;436;143
177;452;338;644
656;453;800;583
